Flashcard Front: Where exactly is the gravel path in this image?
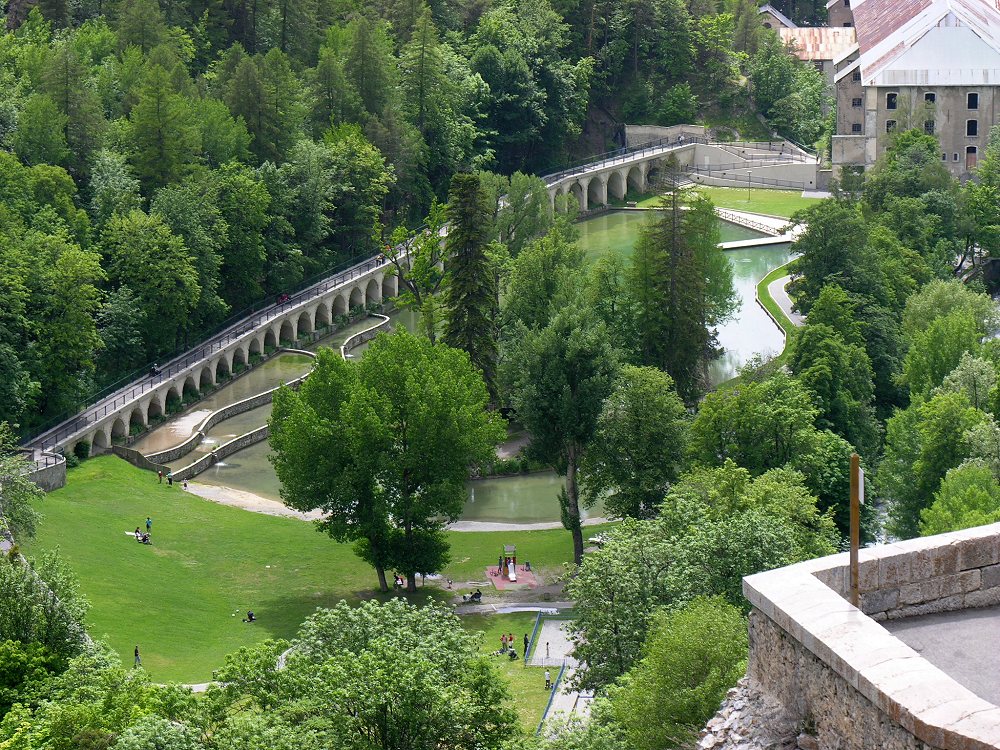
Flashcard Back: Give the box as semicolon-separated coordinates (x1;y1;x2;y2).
186;482;609;532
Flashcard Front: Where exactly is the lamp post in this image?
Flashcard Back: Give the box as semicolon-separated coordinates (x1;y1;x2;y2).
747;170;752;202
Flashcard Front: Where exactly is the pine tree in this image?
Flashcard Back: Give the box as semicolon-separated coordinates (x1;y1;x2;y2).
443;172;498;401
129;65;201;191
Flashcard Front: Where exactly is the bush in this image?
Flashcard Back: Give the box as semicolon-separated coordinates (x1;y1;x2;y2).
73;441;90;461
609;597;748;750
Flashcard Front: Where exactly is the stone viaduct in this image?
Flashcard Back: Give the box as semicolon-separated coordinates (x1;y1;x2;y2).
543;124;818;211
25;257;400;460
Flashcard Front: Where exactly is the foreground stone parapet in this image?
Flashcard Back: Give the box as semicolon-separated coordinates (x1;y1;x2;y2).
743;523;1000;750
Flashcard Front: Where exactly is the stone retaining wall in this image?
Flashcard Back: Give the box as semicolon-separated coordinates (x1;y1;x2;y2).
144;349;314;465
743;524;1000;750
171;425;268;482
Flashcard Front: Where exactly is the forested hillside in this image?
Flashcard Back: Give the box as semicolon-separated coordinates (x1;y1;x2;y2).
0;0;826;435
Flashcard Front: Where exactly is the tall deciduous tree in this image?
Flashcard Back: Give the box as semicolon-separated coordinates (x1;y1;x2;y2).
270;332;504;592
881;391;989;539
444;172;498;400
581;365;689;519
102;210;200;356
505;304;619;563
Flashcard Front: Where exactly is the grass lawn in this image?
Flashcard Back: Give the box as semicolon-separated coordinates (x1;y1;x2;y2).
463;612;553;731
24;456;608;685
755;261;796;335
638;186;821;218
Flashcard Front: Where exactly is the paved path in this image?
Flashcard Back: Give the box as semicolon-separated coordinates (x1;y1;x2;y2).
530;619;593;723
884;605;1000;706
767;275;805;327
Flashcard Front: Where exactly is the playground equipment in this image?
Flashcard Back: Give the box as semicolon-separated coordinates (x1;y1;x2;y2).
500;544;517;582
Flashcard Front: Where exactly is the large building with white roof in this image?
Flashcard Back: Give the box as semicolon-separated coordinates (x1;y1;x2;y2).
831;0;1000;177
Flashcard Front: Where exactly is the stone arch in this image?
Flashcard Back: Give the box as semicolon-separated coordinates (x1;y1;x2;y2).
627;164;646;194
569;182;585;212
199;365;215;390
232;347;248;371
608;170;627;201
315;302;331;329
146;397;164;422
382;274;398;298
92;429;109;451
128;407;146;435
250;336;263;356
165;385;182;412
111;417;128;443
587;175;607;208
365;278;381;305
279;318;296;344
333;294;348;317
349;286;364;310
183;375;199;400
215;356;230;382
264;327;278;350
297;309;313;337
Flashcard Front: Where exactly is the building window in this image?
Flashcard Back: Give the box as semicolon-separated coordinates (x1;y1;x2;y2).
924;120;935;135
968;146;979;170
968;119;979;136
852;69;861;82
925;92;936;103
852;97;862;107
886;120;897;133
852;123;862;133
844;21;852;26
886;93;898;110
942;153;947;161
968;92;980;109
844;0;850;5
954;153;960;161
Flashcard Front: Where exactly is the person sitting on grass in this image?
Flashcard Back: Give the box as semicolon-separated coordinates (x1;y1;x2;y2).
243;611;256;622
134;527;141;540
139;533;151;544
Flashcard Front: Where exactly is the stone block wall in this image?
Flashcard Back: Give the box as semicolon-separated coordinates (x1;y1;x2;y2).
811;533;1000;621
743;524;1000;750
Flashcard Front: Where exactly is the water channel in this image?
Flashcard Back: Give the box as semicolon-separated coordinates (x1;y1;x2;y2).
136;211;792;523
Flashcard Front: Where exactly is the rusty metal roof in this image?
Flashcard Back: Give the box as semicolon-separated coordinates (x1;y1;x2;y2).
779;26;858;60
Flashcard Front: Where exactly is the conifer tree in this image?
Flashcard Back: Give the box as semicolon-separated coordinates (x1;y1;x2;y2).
629;189;735;401
443;172;498;401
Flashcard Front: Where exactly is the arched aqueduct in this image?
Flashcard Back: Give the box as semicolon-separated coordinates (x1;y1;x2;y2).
62;271;399;458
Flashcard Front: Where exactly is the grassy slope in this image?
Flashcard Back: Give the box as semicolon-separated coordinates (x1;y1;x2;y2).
639;186;820;218
25;456;610;686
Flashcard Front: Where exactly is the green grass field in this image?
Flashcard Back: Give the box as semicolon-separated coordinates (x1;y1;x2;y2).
639;186;821;218
25;456;607;686
463;612;553;730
